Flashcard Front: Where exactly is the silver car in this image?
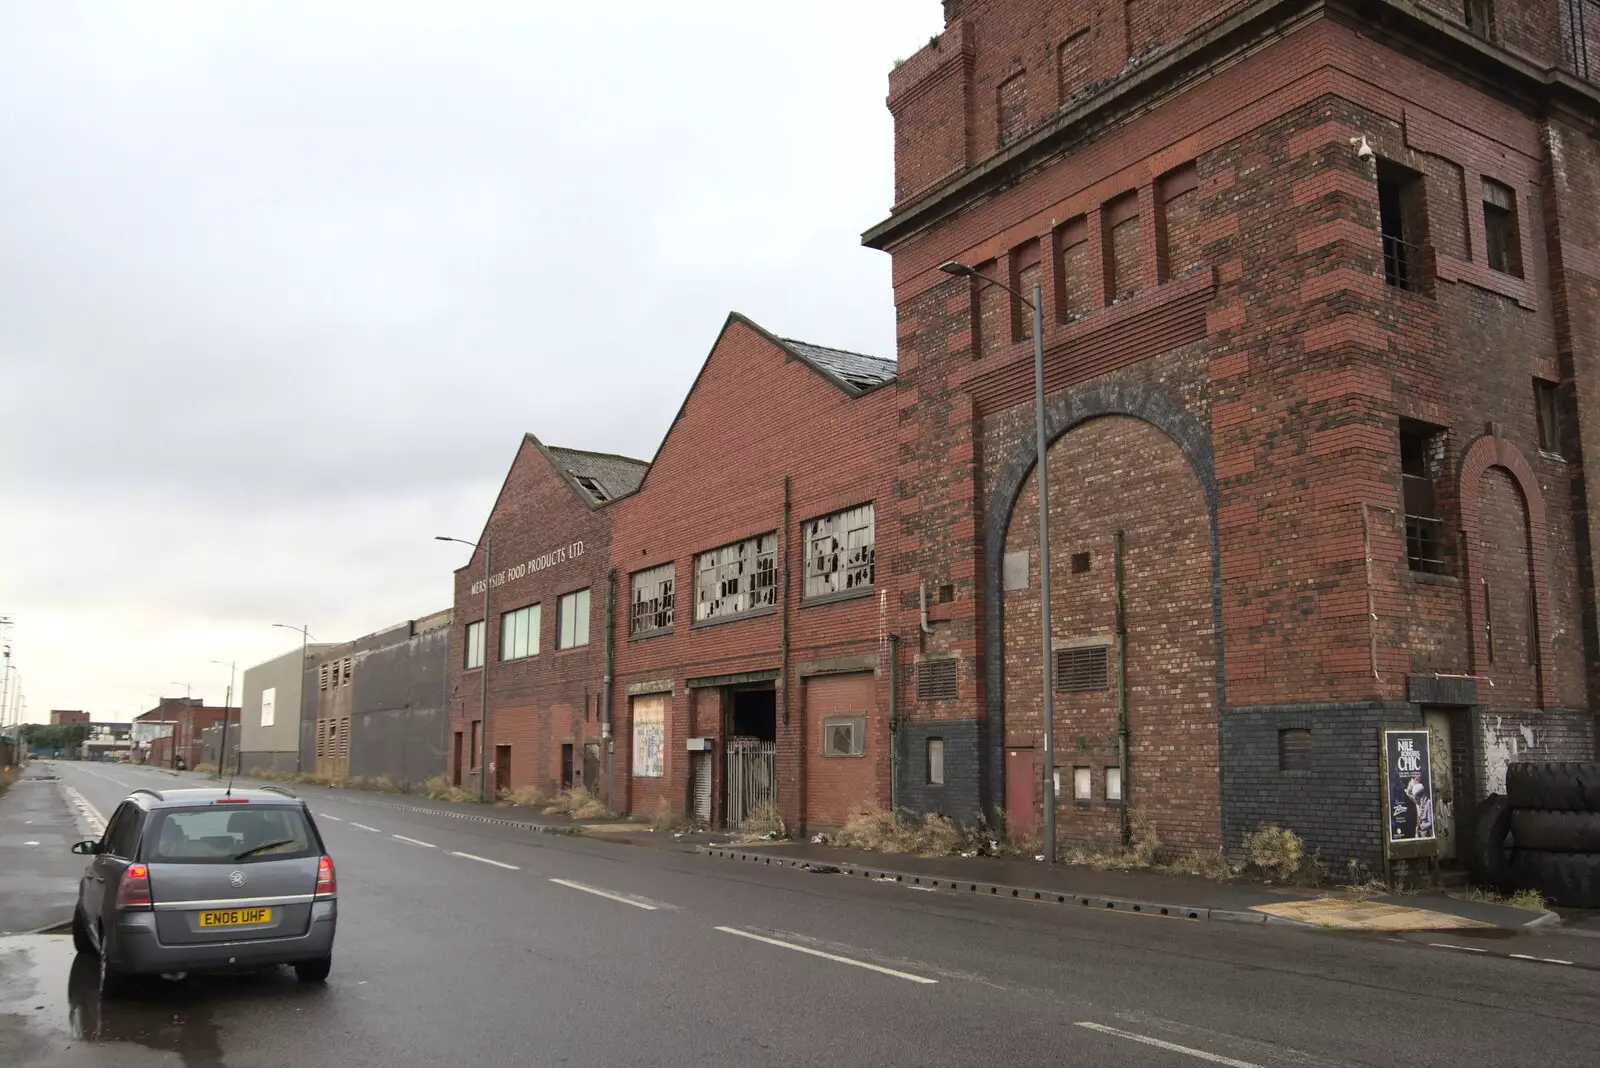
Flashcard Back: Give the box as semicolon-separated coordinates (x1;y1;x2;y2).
70;786;337;995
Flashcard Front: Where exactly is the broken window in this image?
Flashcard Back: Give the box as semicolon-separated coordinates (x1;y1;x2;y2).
1401;421;1449;575
574;475;609;502
1483;178;1522;277
694;533;778;622
822;716;866;757
341;657;352;684
803;504;874;601
1465;0;1495;40
629;563;675;636
1378;161;1428;293
318;662;330;692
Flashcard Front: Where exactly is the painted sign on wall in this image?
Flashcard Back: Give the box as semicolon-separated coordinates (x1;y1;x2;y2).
470;541;586;595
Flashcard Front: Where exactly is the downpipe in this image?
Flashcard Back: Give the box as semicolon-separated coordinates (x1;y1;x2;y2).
604;568;616;813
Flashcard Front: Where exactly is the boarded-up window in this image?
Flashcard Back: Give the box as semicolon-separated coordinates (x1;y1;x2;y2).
1279;728;1312;772
1105;766;1123;801
630;563;675;635
927;738;945;784
694;533;778;622
917;658;958;701
1057;29;1091;104
341;657;352;684
632;695;665;778
822;716;867;757
1106;193;1143;301
318;662;330;692
803;504;875;600
1011;239;1042;341
1055;646;1110;692
1003;550;1030;591
338;718;350;760
260;687;275;728
1053;216;1093;321
1158;163;1202;281
997;70;1027;146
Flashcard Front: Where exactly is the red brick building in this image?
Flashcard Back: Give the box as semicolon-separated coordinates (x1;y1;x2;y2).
137;698;234;770
872;0;1600;866
50;710;90;725
447;437;646;800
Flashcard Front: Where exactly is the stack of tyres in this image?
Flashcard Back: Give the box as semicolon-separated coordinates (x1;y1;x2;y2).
1506;762;1600;909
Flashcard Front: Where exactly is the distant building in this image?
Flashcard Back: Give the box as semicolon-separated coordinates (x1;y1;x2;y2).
136;698;235;769
238;643;337;775
50;710;90;725
82;721;134;762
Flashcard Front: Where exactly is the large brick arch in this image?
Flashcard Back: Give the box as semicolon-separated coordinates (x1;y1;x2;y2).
980;381;1223;823
1457;433;1553;705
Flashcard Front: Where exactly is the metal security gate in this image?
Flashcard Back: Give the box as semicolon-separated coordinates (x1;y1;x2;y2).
725;739;776;828
692;751;713;824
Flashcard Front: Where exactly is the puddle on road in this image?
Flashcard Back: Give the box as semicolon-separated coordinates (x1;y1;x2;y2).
0;934;325;1067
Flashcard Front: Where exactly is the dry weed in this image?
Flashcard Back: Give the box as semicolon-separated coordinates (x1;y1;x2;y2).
836;805;970;857
542;786;615;820
652;802;699;834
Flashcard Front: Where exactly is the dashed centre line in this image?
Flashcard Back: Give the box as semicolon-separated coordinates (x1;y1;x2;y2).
549;878;658;910
393;835;436;849
1510;953;1574;965
1429;943;1489;953
319;814;342;821
1075;1022;1262;1067
714;926;937;984
450;851;520;870
350;822;382;833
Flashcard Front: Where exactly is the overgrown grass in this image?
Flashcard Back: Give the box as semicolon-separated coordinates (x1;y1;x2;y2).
835;804;972;857
652;802;700;835
1457;885;1549;912
423;776;474;803
499;785;549;809
1062;813;1238;882
541;787;614;820
727;801;787;843
194;762;218;775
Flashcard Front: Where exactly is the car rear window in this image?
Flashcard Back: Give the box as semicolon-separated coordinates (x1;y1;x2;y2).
142;805;320;864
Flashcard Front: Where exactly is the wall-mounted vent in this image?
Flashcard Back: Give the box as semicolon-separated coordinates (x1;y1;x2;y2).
916;658;958;701
1054;646;1109;692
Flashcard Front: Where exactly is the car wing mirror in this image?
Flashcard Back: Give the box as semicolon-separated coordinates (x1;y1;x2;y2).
70;840;100;855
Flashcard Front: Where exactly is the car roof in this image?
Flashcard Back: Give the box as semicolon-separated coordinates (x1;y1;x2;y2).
126;786;306;809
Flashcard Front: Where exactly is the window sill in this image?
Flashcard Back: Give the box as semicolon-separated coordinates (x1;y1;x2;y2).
822;752;868;759
555;644;592;656
690;606;778;631
800;587;875;609
499;654;539;664
629;628;674;643
1410;572;1461;588
1539;450;1566;464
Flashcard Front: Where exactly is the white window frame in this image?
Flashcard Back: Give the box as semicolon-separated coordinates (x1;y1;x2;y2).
465;620;485;669
501;603;541;661
694;533;778;623
803;503;875;601
926;737;945;785
629;563;675;636
557;589;591;650
821;715;867;757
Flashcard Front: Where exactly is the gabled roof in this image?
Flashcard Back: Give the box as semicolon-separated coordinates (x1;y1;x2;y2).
546;446;650;504
777;338;898;393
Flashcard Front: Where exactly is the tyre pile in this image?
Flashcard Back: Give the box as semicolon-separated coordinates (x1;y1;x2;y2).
1469;762;1600;909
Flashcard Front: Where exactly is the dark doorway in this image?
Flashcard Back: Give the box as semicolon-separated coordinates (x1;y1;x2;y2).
495;745;511;797
583;742;600;792
452;731;464;787
561;743;575;789
728;687;777;741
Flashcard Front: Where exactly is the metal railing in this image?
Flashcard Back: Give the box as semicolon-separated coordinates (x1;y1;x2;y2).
1405;514;1448;575
1382;234;1424;293
726;739;777;829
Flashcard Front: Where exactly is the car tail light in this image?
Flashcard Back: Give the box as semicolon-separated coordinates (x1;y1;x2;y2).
315;855;336;897
116;864;152;910
214;797;250;804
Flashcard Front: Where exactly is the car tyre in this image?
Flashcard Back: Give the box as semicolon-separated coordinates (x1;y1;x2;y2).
1510;850;1600;909
1505;762;1599;813
1510;809;1600;853
1465;794;1515;892
294;956;332;983
97;937;129;999
72;907;97;956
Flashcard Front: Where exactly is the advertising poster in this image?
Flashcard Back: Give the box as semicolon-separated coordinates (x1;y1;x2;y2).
1384;729;1436;849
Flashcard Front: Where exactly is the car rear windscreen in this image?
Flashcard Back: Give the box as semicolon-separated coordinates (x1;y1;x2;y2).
142;805;319;863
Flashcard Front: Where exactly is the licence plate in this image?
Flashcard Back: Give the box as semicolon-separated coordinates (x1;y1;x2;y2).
198;907;272;927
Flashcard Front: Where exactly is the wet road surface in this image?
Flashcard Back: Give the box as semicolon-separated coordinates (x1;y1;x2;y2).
2;760;1597;1067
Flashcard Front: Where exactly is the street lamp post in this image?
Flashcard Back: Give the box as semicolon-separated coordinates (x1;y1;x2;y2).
939;261;1056;864
210;660;237;777
437;535;490;802
272;625;314;773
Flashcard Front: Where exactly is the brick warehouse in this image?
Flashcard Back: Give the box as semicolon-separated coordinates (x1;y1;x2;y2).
873;0;1600;867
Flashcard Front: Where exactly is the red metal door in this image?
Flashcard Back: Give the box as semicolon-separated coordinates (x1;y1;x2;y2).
1005;749;1037;841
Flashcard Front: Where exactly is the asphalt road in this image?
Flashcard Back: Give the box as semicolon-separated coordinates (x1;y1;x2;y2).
2;760;1597;1068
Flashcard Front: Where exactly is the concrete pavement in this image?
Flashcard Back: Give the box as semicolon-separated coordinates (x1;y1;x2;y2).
2;759;1598;1067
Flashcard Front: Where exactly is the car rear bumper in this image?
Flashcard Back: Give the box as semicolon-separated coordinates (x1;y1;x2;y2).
110;899;337;974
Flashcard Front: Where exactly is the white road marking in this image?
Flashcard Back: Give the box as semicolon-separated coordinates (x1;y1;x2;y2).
393;835;436;849
1510;953;1573;965
320;814;342;821
1428;943;1488;953
62;786;107;838
450;851;520;870
1075;1022;1261;1067
549;878;658;910
350;822;382;833
714;926;937;985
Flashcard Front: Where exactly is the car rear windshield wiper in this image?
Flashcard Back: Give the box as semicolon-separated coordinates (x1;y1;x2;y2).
234;839;298;860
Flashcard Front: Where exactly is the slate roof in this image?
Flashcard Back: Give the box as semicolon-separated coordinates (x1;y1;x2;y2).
778;338;898;394
546;445;650;504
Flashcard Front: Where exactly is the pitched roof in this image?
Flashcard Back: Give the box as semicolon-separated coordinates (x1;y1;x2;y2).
545;445;650;504
776;338;898;394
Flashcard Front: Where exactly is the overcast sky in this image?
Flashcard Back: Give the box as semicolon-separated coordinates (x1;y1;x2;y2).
0;1;940;723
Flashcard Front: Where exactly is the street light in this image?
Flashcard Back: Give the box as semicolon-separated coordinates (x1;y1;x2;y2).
210;660;237;777
939;259;1056;864
437;535;490;802
272;625;315;773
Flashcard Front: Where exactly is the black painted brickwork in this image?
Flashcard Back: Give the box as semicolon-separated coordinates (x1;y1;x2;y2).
898;719;981;822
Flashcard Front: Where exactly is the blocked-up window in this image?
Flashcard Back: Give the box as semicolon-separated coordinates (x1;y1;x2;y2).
1535;378;1562;455
803;504;874;600
1003;550;1030;591
974;258;1006;357
558;589;591;649
822;716;867;757
465;620;484;669
1158;162;1202;281
632;695;665;778
1105;193;1143;302
1056;29;1090;104
927;737;945;785
630;563;675;635
916;657;958;701
501;603;540;660
694;533;778;622
1483;179;1522;277
1073;767;1093;801
1105;766;1123;802
997;70;1027;147
1279;728;1312;772
1011;239;1042;341
1055;646;1110;692
1053;216;1092;322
